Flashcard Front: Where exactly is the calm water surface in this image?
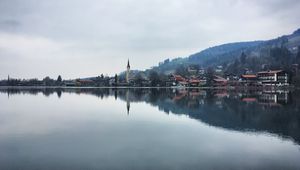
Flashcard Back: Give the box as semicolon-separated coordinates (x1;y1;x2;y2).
0;88;300;170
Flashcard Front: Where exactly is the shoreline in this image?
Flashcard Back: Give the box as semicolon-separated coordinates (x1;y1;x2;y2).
0;86;297;91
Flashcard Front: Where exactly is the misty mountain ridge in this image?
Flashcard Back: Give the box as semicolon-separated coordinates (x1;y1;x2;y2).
151;28;300;74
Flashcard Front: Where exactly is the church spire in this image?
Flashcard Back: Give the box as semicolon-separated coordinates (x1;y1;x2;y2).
127;59;130;69
126;59;130;84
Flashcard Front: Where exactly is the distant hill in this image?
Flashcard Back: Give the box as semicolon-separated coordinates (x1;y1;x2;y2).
151;28;300;75
188;41;263;65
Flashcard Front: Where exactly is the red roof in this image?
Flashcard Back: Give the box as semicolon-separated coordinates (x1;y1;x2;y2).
173;75;186;82
213;76;228;82
241;74;257;78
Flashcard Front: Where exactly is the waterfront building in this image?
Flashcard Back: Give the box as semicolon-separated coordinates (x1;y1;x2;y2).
257;70;289;86
171;75;188;87
241;74;258;86
213;76;228;86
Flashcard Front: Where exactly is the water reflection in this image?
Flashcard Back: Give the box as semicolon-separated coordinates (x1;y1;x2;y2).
1;87;300;170
1;87;299;145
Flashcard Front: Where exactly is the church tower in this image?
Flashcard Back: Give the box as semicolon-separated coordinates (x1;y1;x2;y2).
126;59;130;84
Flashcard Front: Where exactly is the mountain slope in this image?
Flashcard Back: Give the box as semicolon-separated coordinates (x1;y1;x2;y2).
152;28;300;74
188;41;263;65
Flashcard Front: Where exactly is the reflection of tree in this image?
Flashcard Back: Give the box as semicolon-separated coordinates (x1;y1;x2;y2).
114;90;118;100
56;90;62;98
1;87;300;144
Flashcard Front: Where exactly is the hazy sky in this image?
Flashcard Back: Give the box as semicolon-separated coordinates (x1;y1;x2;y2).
0;0;299;79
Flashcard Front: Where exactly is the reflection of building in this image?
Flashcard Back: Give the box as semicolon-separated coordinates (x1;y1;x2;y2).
173;90;188;100
257;70;289;86
242;97;257;102
126;59;130;84
258;92;289;106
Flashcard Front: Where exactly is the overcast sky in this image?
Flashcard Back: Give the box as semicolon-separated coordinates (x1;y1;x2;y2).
0;0;299;79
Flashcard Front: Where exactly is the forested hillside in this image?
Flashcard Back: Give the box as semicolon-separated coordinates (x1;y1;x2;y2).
151;28;300;76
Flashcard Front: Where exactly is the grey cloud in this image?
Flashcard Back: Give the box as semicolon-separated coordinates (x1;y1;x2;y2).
0;19;21;31
0;0;299;79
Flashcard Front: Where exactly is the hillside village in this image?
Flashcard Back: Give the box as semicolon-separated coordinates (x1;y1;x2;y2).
1;28;300;88
0;59;294;88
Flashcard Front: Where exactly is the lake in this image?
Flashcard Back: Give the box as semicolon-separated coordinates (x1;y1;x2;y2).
0;88;300;170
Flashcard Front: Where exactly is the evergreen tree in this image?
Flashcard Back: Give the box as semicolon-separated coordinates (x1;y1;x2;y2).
270;47;292;68
175;65;189;76
56;75;62;86
205;67;215;86
296;46;300;66
43;76;54;86
149;71;160;86
135;73;144;86
57;75;62;82
114;74;118;84
240;52;247;64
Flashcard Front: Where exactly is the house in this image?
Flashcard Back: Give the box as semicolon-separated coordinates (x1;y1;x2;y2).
189;76;207;86
292;64;299;76
187;66;198;75
189;79;201;87
76;79;95;86
215;65;223;73
170;75;207;87
213;76;228;86
170;75;188;86
241;74;258;86
198;78;207;86
64;80;76;86
198;68;205;75
226;74;239;81
257;70;289;86
109;78;116;86
173;75;186;82
225;74;240;86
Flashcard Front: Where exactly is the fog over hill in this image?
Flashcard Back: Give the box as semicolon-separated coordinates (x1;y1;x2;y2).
151;28;300;74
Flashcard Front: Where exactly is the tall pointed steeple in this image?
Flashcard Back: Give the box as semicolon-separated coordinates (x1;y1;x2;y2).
126;59;130;84
127;59;130;69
